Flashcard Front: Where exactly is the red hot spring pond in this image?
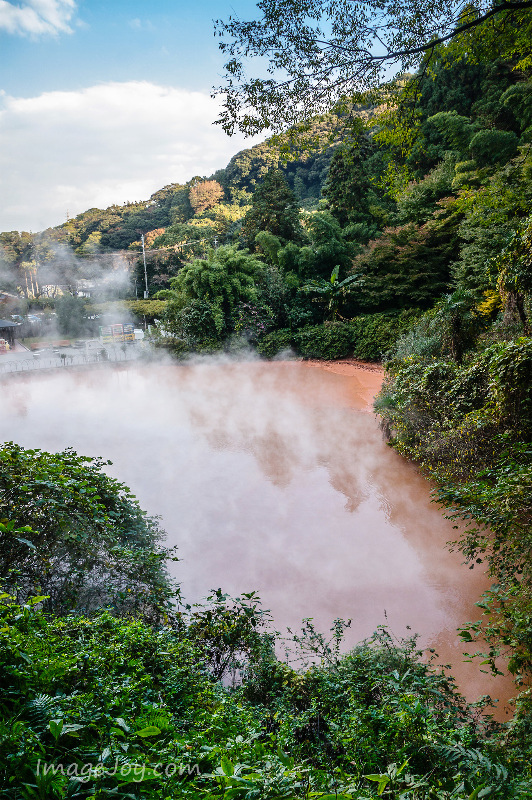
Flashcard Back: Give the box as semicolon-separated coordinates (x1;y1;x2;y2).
0;359;515;716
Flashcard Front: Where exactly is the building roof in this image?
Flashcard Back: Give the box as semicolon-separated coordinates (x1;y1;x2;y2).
0;319;19;328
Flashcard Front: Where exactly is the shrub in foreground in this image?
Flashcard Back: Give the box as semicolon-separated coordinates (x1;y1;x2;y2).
1;594;529;799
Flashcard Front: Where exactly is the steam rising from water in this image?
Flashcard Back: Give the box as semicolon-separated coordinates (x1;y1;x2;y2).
0;238;132;303
0;359;513;709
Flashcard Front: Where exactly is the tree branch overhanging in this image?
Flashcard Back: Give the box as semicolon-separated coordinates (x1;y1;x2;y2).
305;2;532;60
213;0;532;134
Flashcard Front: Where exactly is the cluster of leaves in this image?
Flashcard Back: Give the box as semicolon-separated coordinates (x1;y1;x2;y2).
159;245;268;348
0;443;175;619
213;0;532;135
2;590;531;800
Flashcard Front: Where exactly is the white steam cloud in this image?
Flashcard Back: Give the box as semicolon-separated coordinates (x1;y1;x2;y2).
0;0;76;36
0;81;261;233
0;236;133;298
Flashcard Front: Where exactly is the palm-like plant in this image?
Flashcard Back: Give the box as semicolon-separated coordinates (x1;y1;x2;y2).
170;245;264;334
301;265;363;321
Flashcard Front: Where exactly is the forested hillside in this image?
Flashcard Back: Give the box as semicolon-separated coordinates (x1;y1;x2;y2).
0;114;347;299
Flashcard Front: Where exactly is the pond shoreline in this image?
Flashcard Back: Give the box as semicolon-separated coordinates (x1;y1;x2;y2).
303;357;384;373
0;359;516;716
302;358;384;411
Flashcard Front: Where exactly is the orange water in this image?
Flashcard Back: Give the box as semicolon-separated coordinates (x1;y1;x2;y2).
0;360;515;716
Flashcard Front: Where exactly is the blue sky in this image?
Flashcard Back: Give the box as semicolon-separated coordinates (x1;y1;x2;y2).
0;0;257;97
0;0;264;232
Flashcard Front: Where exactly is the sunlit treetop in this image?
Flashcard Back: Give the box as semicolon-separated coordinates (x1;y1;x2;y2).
213;0;532;136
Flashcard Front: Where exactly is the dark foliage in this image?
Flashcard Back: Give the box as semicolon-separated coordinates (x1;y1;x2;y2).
0;443;174;617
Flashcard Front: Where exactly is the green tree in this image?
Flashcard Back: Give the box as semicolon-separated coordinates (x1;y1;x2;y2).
301;265;363;321
452;150;532;295
501;79;532;132
56;293;87;337
242;170;303;247
426;111;479;154
254;231;283;265
154;221;216;259
214;0;532;134
434;289;481;363
19;260;39;299
293;211;356;281
0;230;32;260
351;207;459;312
166;245;265;337
469;128;519;167
162;297;221;350
495;214;532;333
0;231;43;296
396;154;457;225
323;139;389;236
0;443;173;617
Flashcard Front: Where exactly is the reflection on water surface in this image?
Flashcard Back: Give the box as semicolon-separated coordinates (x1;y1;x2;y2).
0;360;513;713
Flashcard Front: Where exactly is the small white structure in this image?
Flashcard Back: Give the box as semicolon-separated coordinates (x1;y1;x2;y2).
40;285;67;298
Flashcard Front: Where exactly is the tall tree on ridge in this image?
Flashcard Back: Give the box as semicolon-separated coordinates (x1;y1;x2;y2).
242;170;303;248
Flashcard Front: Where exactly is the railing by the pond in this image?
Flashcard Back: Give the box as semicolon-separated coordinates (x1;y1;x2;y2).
0;349;138;376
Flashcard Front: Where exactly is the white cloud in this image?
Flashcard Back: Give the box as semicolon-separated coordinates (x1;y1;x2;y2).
0;81;261;232
0;0;76;36
128;17;154;31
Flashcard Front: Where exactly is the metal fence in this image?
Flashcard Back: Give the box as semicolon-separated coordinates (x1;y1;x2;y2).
0;348;138;377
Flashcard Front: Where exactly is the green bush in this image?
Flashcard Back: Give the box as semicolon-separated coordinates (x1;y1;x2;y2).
296;321;355;359
349;310;421;360
152;334;189;357
0;443;174;618
469;129;519;167
256;328;296;357
257;311;421;361
1;595;527;799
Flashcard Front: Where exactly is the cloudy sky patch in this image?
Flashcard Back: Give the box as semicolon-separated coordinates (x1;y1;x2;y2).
0;1;264;233
0;80;258;231
0;0;77;36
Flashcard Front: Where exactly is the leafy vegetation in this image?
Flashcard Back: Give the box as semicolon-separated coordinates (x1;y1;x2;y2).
0;443;174;619
2;588;532;799
257;312;421;361
213;0;532;134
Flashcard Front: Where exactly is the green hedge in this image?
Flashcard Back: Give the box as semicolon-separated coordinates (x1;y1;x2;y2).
257;310;421;361
256;329;297;358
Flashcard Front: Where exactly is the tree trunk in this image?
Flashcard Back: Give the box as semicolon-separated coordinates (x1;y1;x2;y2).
515;291;529;335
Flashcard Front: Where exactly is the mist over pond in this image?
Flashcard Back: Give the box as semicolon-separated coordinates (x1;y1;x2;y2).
0;359;512;711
